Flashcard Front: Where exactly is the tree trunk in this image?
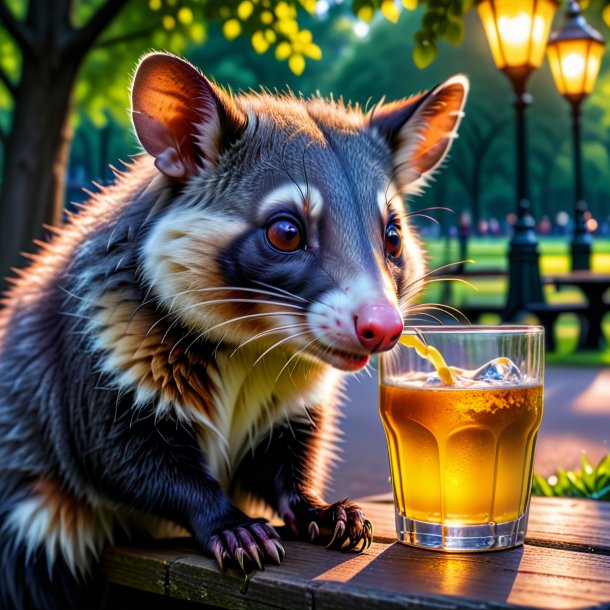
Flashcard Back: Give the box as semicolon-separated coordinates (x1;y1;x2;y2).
0;55;78;282
0;0;129;290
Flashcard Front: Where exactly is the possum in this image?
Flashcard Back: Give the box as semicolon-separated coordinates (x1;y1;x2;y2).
0;52;468;609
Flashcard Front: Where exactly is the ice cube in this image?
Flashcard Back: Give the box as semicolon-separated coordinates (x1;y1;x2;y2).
424;372;443;385
471;357;522;384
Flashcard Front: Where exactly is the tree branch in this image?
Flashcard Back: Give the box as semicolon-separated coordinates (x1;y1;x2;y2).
0;0;35;55
0;65;16;98
95;25;157;49
70;0;130;54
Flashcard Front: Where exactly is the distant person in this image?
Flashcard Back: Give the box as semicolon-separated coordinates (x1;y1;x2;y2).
538;216;552;235
488;217;501;236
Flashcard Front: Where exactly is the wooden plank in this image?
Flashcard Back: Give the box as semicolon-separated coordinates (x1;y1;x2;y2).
526;497;610;554
358;496;610;554
100;497;610;609
100;538;195;595
102;533;610;609
165;547;315;609
311;542;610;610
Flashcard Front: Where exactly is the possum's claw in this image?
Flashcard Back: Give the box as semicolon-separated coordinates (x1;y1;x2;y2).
209;521;284;573
300;500;373;552
327;519;345;548
308;521;320;542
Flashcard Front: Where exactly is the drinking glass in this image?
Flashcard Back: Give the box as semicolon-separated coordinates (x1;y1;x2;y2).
378;325;544;552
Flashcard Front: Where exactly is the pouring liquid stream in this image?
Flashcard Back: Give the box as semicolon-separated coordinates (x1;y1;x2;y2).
399;334;455;385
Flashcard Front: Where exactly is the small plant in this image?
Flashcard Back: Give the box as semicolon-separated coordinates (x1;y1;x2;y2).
533;453;610;501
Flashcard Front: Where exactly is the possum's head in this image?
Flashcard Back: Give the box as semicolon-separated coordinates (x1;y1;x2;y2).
134;53;468;372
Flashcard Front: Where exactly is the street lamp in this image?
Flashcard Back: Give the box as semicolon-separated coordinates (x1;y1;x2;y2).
476;0;558;315
547;0;605;270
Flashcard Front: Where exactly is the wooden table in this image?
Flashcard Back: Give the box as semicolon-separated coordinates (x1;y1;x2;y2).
101;495;610;609
544;271;610;350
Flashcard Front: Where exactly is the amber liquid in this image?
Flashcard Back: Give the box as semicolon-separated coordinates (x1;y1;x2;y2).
379;383;543;525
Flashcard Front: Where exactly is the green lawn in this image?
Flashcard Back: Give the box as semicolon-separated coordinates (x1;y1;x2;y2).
419;237;610;366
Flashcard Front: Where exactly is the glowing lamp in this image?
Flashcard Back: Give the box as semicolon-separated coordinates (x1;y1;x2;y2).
477;0;558;84
547;1;605;270
547;0;605;103
475;0;559;314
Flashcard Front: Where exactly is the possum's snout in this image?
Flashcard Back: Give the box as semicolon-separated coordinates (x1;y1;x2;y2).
354;302;403;353
304;277;404;372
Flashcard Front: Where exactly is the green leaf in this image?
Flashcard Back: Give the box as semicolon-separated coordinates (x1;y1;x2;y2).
444;15;464;45
422;10;441;29
566;470;588;497
556;468;572;495
596;453;610;476
581;452;597;493
532;474;554;497
533;454;610;500
351;0;370;16
412;40;437;69
592;484;610;501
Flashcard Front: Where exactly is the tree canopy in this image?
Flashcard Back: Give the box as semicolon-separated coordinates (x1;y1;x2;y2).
1;0;610;286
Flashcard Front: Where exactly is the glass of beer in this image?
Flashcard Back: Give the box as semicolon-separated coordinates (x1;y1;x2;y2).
378;326;544;552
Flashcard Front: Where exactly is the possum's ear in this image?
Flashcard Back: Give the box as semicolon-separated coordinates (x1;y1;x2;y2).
131;53;247;180
370;74;468;193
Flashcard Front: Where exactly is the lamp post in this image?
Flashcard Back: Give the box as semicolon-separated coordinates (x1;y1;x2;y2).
547;0;605;271
476;0;558;315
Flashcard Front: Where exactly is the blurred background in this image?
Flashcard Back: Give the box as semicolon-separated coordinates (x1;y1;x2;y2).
1;1;609;343
1;0;609;500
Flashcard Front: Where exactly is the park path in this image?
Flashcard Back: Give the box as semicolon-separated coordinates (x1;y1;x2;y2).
330;365;610;501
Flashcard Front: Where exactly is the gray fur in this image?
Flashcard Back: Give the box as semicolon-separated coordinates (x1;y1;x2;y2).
0;53;467;609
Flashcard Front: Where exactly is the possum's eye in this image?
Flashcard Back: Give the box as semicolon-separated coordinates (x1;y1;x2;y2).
385;223;402;259
265;217;305;253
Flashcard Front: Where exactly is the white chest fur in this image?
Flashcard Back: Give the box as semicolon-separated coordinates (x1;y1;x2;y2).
198;343;341;489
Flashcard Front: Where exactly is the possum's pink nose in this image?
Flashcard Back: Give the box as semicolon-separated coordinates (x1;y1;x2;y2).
354;304;403;353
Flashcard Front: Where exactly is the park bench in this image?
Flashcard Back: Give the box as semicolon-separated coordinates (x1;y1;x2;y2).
459;301;590;351
100;494;610;609
432;267;602;351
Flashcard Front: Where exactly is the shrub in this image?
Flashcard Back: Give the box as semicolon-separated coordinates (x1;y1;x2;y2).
533;453;610;501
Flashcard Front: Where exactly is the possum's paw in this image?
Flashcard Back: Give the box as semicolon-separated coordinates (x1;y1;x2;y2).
303;500;373;552
209;521;285;572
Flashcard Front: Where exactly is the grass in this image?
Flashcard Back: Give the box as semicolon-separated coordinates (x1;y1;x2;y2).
419;237;610;366
533;453;610;501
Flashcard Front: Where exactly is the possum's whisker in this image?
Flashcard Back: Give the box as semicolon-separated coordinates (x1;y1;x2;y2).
399;260;476;297
405;213;440;225
193;322;309;357
137;284;306;314
404;303;469;324
250;280;310;304
275;334;328;382
202;310;308;336
418;277;478;291
145;297;307;337
169;285;308;306
404;206;453;220
251;279;333;312
406;206;453;215
248;329;314;368
167;311;309;358
229;323;311;359
404;311;445;325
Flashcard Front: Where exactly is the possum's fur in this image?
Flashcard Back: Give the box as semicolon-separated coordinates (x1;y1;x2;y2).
0;53;467;609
